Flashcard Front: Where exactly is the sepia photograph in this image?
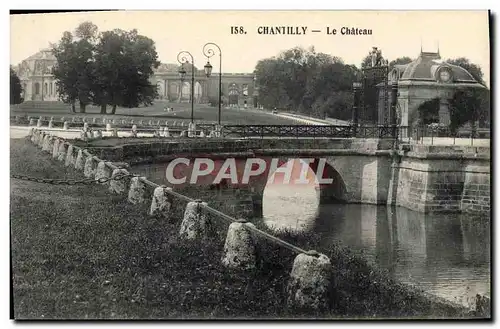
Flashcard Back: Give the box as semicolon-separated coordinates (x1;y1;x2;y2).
9;9;491;320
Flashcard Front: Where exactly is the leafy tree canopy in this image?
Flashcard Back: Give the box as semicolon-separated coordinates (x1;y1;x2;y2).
10;67;23;105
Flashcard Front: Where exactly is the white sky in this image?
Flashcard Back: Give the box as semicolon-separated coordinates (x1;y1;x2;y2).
10;11;490;86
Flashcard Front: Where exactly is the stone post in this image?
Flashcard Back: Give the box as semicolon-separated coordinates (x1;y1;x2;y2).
46;137;55;154
52;139;61;158
48;119;54;128
83;156;97;178
37;118;42;127
221;221;257;270
65;144;75;167
42;135;50;152
286;251;331;310
106;123;112;132
179;200;209;240
29;118;35;126
111;128;118;137
63;122;69;130
28;127;34;138
83;122;89;133
37;132;45;147
149;186;172;218
188;122;197;138
57;142;67;162
128;176;147;204
92;117;97;124
95;161;111;184
109;168;130;194
74;149;85;170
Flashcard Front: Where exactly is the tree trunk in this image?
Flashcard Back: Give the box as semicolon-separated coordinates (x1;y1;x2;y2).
111;104;117;114
100;104;107;114
79;101;86;113
71;102;76;113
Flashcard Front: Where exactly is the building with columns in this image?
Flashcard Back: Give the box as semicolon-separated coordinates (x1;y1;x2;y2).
385;49;485;127
14;48;258;107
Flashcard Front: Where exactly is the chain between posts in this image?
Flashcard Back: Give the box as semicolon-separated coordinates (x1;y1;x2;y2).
10;173;137;185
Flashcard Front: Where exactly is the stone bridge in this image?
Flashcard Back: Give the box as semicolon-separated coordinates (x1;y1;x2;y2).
81;138;490;218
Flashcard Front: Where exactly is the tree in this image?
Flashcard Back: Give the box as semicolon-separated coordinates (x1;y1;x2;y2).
10;67;23;104
52;22;98;113
448;88;489;133
92;28;160;113
255;46;358;119
445;57;485;85
389;57;413;70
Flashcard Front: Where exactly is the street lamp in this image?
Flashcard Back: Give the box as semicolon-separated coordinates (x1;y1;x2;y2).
177;51;195;123
202;42;222;125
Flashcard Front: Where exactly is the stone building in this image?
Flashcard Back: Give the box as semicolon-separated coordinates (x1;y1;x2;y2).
383;49;485;127
14;48;258;107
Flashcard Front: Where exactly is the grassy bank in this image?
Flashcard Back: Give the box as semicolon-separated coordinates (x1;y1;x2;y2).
10;138;484;319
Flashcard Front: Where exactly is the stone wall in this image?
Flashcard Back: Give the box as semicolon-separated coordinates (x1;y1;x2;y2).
389;148;490;214
460;164;491;214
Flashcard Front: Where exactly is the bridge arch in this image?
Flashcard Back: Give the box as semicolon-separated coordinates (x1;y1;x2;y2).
257;157;349;221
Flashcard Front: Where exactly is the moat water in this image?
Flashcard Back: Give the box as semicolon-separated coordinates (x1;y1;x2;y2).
262;184;491;307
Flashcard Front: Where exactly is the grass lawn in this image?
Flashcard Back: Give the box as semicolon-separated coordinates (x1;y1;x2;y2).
11;101;300;126
10;138;481;320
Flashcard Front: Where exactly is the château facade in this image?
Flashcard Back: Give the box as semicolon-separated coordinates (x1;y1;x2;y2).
14;48;258;107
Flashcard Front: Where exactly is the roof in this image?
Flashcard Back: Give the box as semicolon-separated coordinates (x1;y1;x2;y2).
24;48;56;62
154;62;200;73
399;51;477;83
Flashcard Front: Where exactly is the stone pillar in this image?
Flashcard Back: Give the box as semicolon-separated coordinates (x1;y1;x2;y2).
439;98;451;126
352;82;362;136
109;168;130;194
95;161;111;184
128;176;147;204
57;142;67;162
37;118;42;127
188;122;197;138
29;118;35;126
221;221;257;270
106;123;112;132
75;149;85;170
52;139;60;158
63;121;69;130
41;135;50;151
286;251;331;310
37;132;45;147
83;156;97;178
65;144;75;167
83;122;89;133
46;137;55;154
48;119;54;128
179;200;209;240
149;186;173;218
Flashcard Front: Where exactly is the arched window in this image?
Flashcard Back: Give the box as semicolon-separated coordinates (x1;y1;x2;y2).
242;84;249;96
44;82;48;95
34;82;40;95
49;82;53;95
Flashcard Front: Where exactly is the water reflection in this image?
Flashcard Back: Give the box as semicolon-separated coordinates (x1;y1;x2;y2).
262;185;491;306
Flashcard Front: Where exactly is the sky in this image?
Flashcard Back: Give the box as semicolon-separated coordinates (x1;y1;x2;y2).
10;10;490;86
